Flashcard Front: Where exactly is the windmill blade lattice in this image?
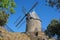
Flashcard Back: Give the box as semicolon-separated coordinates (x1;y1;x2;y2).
14;16;21;24
16;15;26;27
22;7;27;14
5;24;14;32
27;2;38;13
15;2;38;27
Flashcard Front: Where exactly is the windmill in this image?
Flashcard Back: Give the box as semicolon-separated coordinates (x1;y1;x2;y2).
14;1;42;33
14;2;38;27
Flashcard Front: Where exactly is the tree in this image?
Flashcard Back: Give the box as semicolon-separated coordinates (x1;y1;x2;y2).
0;0;16;26
44;19;60;39
46;0;60;10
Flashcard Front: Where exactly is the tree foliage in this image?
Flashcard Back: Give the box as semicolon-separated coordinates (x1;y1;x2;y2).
0;0;16;26
44;19;60;39
46;0;60;10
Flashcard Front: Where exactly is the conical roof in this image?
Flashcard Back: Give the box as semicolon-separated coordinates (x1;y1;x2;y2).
30;11;40;20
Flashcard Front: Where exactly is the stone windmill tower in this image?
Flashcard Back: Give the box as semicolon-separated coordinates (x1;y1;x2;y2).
26;11;41;33
26;11;48;40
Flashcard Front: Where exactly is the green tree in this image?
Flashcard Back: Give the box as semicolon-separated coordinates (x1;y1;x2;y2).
46;0;60;10
44;19;60;39
0;0;16;26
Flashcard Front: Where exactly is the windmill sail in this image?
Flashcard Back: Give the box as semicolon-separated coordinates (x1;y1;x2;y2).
16;2;38;27
14;16;21;24
16;15;26;27
5;24;14;32
22;6;27;14
28;2;38;13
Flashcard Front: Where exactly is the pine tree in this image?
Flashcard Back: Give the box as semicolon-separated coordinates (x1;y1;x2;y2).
46;0;60;10
45;19;60;39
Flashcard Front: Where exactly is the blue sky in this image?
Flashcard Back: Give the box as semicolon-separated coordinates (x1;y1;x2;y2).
5;0;60;32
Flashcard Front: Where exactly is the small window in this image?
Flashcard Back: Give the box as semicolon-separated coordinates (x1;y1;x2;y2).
35;32;38;36
30;17;33;19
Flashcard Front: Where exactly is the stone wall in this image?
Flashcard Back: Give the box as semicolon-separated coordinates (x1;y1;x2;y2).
26;31;48;40
0;27;31;40
0;27;55;40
